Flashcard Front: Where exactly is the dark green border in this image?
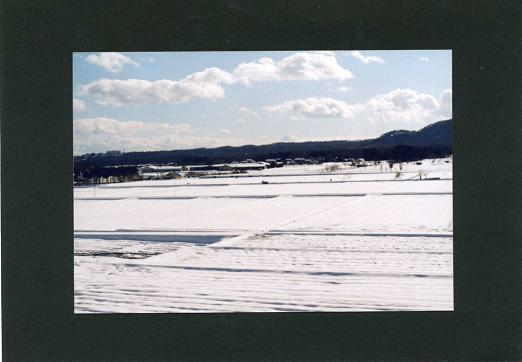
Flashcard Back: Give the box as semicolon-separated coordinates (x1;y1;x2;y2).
2;1;521;360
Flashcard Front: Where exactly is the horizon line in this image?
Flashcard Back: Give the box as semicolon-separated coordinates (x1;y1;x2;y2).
74;118;451;157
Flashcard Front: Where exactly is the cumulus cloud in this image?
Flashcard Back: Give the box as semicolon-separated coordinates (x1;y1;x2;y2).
233;51;354;85
362;88;441;123
86;52;140;73
219;128;231;134
265;88;452;123
349;51;384;64
265;97;361;119
78;52;354;106
73;98;86;111
73;117;241;154
417;56;430;62
78;67;235;106
74;117;191;136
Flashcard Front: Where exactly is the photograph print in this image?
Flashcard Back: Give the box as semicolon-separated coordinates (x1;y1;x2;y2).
73;50;453;313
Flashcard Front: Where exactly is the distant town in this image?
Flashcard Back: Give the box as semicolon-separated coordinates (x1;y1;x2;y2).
74;156;379;185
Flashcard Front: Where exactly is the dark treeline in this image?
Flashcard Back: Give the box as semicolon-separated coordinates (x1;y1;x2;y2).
74;119;452;168
74;164;139;179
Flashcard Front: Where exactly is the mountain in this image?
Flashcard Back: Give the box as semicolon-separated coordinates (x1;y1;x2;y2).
74;119;452;167
373;119;452;147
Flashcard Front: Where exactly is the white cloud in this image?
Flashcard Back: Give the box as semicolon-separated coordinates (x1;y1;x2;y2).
78;67;235;106
73;117;241;154
86;52;140;73
73;98;86;111
349;51;384;64
219;128;231;134
265;88;452;123
417;56;430;62
78;52;355;107
265;97;361;119
233;51;354;85
74;117;190;136
170;123;192;133
362;88;440;123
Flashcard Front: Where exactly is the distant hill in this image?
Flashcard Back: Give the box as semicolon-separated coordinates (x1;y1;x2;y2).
74;119;452;167
373;119;452;147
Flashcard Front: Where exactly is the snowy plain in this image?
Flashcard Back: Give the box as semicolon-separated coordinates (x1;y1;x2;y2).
74;158;453;313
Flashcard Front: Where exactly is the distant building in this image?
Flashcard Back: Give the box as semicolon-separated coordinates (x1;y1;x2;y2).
345;158;356;165
164;171;183;179
265;159;284;168
355;158;367;167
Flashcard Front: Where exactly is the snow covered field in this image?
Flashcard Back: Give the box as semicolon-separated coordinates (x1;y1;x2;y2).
74;158;453;313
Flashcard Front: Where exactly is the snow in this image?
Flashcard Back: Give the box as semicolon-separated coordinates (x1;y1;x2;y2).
74;158;453;313
75;194;451;233
75;234;452;313
75;179;451;199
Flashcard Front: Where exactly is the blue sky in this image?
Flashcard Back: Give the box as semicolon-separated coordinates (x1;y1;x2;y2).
73;50;451;155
